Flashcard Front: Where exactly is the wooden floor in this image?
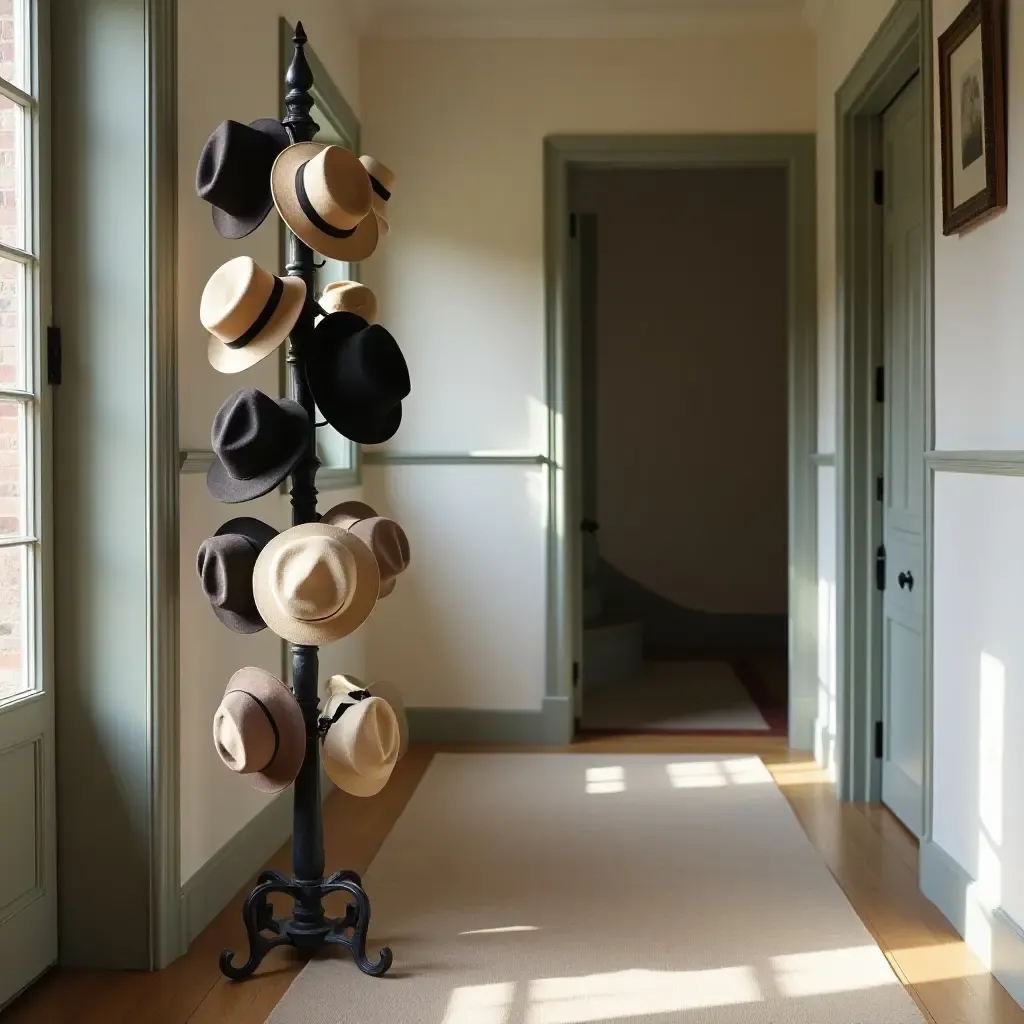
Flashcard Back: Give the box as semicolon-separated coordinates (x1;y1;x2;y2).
6;735;1024;1023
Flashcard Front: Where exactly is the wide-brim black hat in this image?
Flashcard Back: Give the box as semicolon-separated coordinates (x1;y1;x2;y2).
305;312;409;445
207;392;310;503
199;517;279;633
197;118;291;240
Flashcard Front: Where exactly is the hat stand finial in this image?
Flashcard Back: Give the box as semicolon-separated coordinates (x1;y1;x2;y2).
283;21;319;144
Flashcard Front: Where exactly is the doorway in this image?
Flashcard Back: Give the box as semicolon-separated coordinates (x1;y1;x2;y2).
570;166;790;737
835;0;934;832
543;134;818;753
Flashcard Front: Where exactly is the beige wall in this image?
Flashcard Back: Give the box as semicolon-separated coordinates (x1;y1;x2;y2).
574;166;788;616
358;30;814;709
176;0;366;885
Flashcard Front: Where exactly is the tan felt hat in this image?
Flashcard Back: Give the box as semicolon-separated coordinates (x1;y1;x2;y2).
201;256;307;374
321;501;410;599
321;694;400;797
271;142;379;262
359;155;394;237
319;281;377;322
212;667;305;794
328;674;408;758
252;523;380;645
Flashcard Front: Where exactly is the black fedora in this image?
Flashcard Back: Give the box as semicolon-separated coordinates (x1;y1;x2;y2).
197;518;278;633
197;118;291;239
207;388;310;503
305;312;410;445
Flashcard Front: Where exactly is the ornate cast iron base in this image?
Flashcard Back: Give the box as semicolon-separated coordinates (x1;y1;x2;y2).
219;869;393;981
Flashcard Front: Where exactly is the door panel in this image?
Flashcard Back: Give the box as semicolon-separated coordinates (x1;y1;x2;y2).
880;72;926;836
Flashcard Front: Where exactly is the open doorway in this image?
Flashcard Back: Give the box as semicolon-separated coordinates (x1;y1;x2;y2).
570;166;790;736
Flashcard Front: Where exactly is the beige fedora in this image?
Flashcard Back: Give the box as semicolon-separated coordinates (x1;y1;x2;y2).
321;693;400;797
318;280;377;322
212;667;305;794
271;142;378;262
328;674;408;758
201;256;307;374
321;500;410;599
252;523;380;645
359;155;394;236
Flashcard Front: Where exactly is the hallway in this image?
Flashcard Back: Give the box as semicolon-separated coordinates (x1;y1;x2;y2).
7;736;1022;1024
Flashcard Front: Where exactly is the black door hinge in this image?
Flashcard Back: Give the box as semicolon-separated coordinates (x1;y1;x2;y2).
875;544;886;591
572;661;580;688
876;475;884;502
46;326;61;385
875;366;884;403
874;169;884;206
874;720;884;759
569;213;577;239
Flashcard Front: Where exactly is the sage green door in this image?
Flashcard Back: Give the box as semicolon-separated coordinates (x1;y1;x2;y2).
880;72;926;837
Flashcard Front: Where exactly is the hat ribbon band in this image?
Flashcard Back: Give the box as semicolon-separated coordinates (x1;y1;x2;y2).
295;162;358;239
369;175;391;202
225;276;284;350
229;688;281;767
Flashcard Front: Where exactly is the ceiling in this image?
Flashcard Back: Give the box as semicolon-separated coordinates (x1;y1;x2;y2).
349;0;814;39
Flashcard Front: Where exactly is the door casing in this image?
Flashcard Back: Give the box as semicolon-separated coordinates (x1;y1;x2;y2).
835;0;935;839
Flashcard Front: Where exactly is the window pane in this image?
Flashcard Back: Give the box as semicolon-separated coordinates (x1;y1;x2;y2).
0;95;24;250
0;256;23;388
0;400;24;535
0;543;24;701
0;0;26;91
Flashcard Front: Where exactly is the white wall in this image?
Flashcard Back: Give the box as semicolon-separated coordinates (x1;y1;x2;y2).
177;0;366;885
929;0;1024;934
358;31;814;707
573;166;789;616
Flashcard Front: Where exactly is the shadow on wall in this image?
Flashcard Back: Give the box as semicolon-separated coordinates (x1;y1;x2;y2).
594;556;787;660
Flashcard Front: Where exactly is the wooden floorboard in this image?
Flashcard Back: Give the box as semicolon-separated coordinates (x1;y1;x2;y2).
5;736;1023;1023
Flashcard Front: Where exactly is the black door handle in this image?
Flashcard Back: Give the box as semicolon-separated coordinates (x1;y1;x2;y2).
898;570;914;591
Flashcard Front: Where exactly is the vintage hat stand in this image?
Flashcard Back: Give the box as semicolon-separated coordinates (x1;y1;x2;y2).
215;25;392;981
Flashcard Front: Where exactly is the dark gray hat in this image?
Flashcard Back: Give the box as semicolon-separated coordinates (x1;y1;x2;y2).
197;517;278;633
207;388;310;503
196;118;291;239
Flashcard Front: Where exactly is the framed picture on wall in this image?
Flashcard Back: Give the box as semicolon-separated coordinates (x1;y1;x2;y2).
937;0;1007;234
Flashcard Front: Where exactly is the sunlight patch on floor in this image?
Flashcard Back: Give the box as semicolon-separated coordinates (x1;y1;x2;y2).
771;945;901;996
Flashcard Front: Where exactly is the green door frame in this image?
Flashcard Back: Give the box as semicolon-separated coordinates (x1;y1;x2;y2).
834;0;935;828
543;134;818;750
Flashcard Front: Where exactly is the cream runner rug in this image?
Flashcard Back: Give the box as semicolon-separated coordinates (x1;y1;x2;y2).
270;754;924;1024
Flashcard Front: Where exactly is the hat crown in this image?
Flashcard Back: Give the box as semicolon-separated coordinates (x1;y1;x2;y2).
211;388;292;481
273;533;355;622
301;146;372;232
320;281;377;321
342;697;400;780
359;155;396;196
201;257;278;343
197;119;285;216
197;533;259;614
214;690;278;775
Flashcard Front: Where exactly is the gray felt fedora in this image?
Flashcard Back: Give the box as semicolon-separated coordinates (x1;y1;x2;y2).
197;517;278;633
207;388;310;504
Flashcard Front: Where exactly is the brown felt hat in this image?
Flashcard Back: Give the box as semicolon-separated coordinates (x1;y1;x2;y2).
212;667;304;794
321;501;410;598
271;142;379;262
252;523;380;645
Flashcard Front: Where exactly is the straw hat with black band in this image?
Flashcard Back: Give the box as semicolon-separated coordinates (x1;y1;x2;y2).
359;155;395;237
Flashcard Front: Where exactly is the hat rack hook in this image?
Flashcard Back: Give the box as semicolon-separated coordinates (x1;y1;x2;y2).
216;21;393;982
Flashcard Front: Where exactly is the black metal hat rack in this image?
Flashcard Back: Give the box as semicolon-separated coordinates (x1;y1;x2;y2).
217;22;392;981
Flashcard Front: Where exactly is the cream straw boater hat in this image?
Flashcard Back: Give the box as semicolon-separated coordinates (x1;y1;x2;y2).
320;693;400;797
318;281;377;322
328;674;408;758
359;155;394;237
252;522;380;645
271;142;379;262
201;256;306;374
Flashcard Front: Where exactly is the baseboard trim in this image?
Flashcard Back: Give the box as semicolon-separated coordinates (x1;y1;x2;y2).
408;696;572;745
920;839;1024;1011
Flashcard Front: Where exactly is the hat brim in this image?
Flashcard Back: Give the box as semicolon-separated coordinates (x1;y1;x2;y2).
326;679;408;758
206;517;280;633
206;397;310;503
252;523;380;645
321;693;399;793
271;142;380;263
209;120;292;240
319;500;379;530
223;667;305;795
208;274;306;375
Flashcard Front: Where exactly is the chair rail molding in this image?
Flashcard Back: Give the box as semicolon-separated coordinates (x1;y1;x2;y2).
925;450;1024;475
